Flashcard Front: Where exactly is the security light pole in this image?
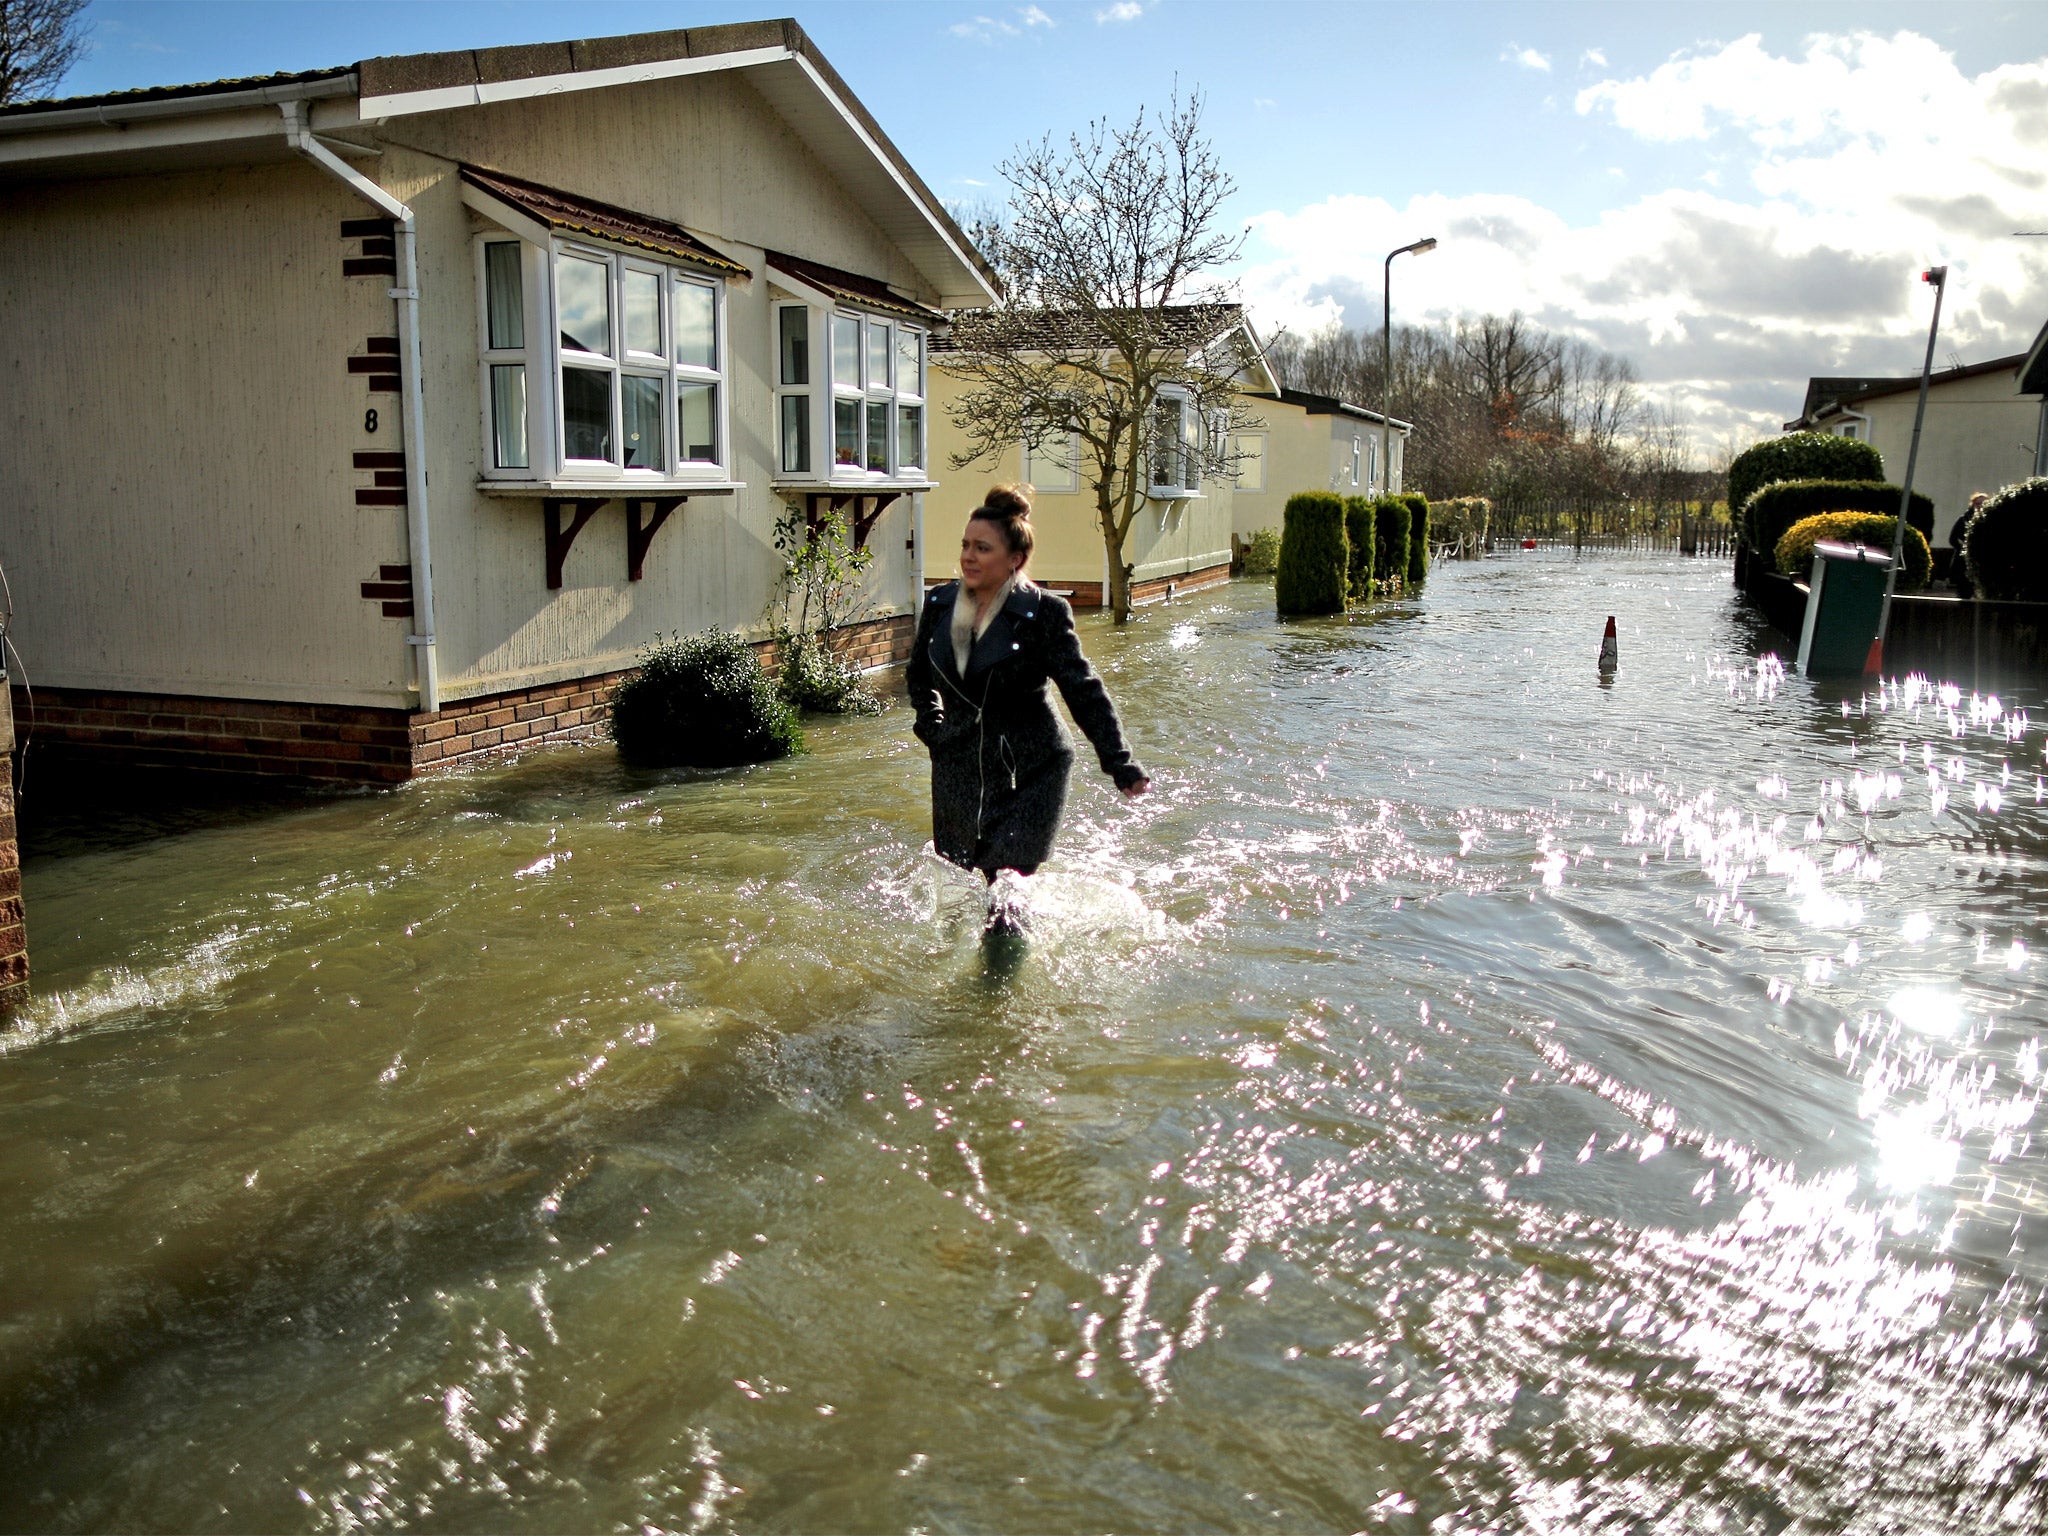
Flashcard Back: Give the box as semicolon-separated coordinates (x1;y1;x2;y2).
1383;237;1437;496
1876;265;1946;669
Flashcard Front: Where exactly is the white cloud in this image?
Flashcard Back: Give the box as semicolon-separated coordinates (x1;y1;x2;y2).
951;7;1055;42
1097;1;1145;23
1241;30;2048;445
1020;4;1055;25
1582;48;1608;68
1505;44;1552;73
1253;96;1277;110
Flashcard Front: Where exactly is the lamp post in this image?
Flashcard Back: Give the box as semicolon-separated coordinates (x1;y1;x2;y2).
1382;237;1437;495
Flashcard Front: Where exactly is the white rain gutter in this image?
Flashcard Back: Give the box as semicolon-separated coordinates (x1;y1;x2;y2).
280;99;439;714
0;74;355;136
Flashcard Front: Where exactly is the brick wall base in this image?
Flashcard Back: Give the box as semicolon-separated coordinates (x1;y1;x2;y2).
932;561;1232;611
0;769;23;1011
9;612;918;786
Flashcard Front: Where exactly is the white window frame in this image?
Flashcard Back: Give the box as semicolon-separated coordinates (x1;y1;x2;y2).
773;299;927;488
1024;431;1081;493
1147;386;1202;499
473;231;730;487
1349;434;1363;489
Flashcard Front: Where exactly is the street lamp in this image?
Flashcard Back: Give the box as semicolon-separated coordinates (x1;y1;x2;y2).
1383;237;1437;497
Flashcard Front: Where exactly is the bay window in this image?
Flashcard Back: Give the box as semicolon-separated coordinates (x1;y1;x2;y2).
476;235;728;484
1148;387;1201;497
776;300;926;484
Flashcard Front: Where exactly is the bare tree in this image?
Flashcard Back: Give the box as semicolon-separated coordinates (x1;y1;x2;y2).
943;92;1262;622
0;0;90;105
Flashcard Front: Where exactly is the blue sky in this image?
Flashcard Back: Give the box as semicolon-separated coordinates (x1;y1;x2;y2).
59;1;2048;444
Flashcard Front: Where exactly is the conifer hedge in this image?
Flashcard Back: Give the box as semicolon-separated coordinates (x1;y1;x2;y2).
1743;478;1934;560
1962;478;2048;601
1374;496;1410;592
1343;495;1377;600
1276;492;1349;615
1728;433;1884;534
1403;494;1430;586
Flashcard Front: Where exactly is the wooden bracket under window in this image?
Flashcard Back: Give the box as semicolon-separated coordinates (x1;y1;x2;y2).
543;498;607;589
803;491;905;551
626;497;686;582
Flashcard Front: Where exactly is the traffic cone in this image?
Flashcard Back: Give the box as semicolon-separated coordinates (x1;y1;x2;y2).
1598;616;1618;674
1863;635;1883;677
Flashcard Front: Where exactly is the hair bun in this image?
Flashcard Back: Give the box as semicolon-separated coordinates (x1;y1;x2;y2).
984;484;1034;520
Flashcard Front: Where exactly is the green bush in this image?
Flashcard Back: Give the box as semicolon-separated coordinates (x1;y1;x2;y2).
1275;492;1349;616
1962;477;2048;602
1373;496;1410;593
1728;433;1884;535
1430;496;1491;555
776;634;884;716
611;629;803;767
1242;527;1281;575
1403;494;1430;586
1743;478;1934;558
1775;513;1931;592
1342;495;1376;600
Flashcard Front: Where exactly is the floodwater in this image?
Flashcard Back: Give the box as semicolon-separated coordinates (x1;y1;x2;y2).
3;556;2045;1533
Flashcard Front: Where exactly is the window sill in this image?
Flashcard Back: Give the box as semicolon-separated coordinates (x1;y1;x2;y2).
1146;488;1206;502
773;476;938;493
478;478;744;497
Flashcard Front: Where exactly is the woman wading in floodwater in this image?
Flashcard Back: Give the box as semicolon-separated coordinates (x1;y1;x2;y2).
907;485;1150;929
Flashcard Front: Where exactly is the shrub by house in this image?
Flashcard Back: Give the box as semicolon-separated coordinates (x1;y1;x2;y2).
611;630;804;767
1403;494;1430;587
1775;513;1931;592
1744;479;1934;563
1276;492;1349;616
1728;433;1884;539
1962;478;2048;602
1373;496;1410;595
1342;496;1377;601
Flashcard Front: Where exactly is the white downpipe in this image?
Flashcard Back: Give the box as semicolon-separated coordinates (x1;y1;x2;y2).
280;101;440;713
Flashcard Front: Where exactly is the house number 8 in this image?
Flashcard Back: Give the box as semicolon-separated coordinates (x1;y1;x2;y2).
364;408;379;434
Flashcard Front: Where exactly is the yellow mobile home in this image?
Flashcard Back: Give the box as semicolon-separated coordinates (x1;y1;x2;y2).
1230;388;1412;548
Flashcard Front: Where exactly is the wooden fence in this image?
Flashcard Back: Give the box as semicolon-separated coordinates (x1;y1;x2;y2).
1485;499;1736;558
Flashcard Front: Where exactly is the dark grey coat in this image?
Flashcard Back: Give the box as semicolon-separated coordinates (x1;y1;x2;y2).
906;581;1147;875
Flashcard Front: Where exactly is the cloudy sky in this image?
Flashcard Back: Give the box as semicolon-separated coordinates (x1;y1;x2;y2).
60;0;2048;450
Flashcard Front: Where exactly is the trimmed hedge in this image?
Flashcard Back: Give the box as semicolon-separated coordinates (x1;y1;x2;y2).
1374;496;1410;593
1276;491;1349;615
1728;433;1883;534
1343;495;1377;600
1775;512;1931;592
1962;477;2048;602
1431;496;1491;554
1403;494;1430;586
1743;479;1934;562
611;628;804;766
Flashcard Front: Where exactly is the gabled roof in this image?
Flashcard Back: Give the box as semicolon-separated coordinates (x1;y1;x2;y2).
0;18;996;310
2021;318;2048;397
1787;353;2029;429
461;165;749;276
1254;386;1412;433
931;303;1245;355
768;251;944;323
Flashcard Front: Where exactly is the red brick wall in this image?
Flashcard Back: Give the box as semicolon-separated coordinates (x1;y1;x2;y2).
10;611;919;784
0;771;23;1010
930;564;1231;610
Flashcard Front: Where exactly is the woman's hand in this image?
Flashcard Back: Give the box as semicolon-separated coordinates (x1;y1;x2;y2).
1120;777;1152;799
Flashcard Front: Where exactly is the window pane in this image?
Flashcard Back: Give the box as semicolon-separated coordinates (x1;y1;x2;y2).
556;253;611;355
897;402;921;471
678;382;718;463
485;243;524;350
675;279;716;370
562;366;612;460
490;364;528;468
897;327;920;396
780;392;811;474
832;316;860;387
867;321;890;391
778;306;809;386
866;400;890;471
1151;402;1182;488
622;374;664;469
623;269;661;356
834;397;861;466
